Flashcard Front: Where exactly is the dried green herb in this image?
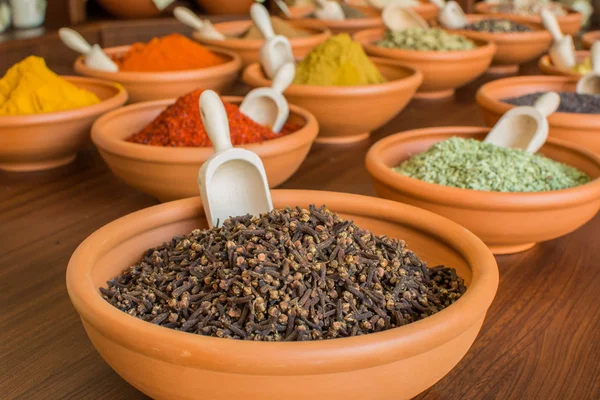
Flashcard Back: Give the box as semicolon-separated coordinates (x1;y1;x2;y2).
377;28;476;51
393;137;591;192
101;205;466;341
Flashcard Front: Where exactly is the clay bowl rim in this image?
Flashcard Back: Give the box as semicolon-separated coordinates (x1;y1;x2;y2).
353;28;497;61
538;50;589;77
0;76;127;127
91;96;319;163
192;20;331;49
292;5;382;29
365;126;600;211
242;57;423;97
476;75;600;128
66;189;499;376
582;31;600;49
74;45;242;82
473;2;582;24
451;14;552;43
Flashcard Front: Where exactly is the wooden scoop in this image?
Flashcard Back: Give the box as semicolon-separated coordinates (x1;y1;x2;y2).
368;0;420;10
198;90;273;228
541;9;576;70
173;7;225;41
240;62;295;133
251;3;295;79
576;41;600;95
382;2;429;31
430;0;468;29
315;0;346;20
58;28;118;72
484;92;560;153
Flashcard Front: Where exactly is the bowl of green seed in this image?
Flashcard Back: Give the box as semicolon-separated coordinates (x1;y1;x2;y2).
451;15;552;74
354;27;496;99
365;126;600;254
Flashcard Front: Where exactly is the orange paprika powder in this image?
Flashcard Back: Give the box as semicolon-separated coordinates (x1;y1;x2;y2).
115;34;226;72
127;90;300;147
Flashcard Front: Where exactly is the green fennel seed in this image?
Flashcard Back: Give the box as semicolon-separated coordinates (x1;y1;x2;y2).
393;137;591;192
377;28;476;51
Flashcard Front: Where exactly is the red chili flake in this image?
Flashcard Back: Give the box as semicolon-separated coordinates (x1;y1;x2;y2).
127;90;301;147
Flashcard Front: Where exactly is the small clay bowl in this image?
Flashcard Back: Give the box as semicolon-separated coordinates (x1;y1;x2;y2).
344;0;439;23
538;50;590;77
92;96;318;202
194;0;255;15
0;76;127;172
292;5;382;35
74;45;242;103
582;31;600;50
66;190;499;400
193;20;330;67
476;76;600;154
365;127;600;255
452;15;551;74
242;58;422;144
96;0;163;18
474;2;582;36
354;29;496;99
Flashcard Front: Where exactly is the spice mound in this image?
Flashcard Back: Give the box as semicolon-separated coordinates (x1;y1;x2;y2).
570;58;592;74
127;90;299;147
101;205;466;341
115;34;226;72
293;33;386;86
378;28;476;51
241;17;309;39
464;19;533;33
393;137;591;192
0;56;101;116
503;92;600;115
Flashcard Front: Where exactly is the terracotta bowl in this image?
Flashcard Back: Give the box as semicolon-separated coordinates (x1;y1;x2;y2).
193;20;330;67
96;0;162;18
292;5;383;35
242;58;422;144
344;0;439;22
0;77;127;172
452;15;552;74
194;0;255;14
365;127;600;255
74;45;242;103
66;190;499;400
538;50;590;77
474;2;582;35
354;29;495;99
92;97;318;202
476;76;600;155
582;31;600;50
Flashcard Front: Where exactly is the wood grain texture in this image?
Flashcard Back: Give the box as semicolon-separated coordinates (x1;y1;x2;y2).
1;28;599;400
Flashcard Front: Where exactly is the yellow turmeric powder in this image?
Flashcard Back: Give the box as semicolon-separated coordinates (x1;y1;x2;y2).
293;33;386;86
0;56;100;116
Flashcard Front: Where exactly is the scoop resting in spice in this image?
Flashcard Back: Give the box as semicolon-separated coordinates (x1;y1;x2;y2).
377;28;476;51
503;92;600;115
101;205;466;341
393;137;591;192
126;90;300;147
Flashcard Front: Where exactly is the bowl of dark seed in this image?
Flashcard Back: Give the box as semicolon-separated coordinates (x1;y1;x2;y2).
366;126;600;254
66;190;499;400
476;76;600;154
451;15;551;74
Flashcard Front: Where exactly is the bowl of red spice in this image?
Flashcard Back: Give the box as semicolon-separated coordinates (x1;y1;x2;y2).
66;190;499;400
91;92;318;202
74;34;242;103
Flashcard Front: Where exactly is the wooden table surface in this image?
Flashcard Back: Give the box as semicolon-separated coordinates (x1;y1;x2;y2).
2;59;599;400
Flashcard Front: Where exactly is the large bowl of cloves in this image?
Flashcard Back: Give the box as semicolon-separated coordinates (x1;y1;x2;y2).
66;190;499;400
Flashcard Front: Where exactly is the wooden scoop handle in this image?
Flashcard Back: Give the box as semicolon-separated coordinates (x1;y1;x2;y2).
251;3;275;40
173;7;205;31
592;41;600;74
200;91;232;153
272;63;296;94
534;92;560;118
541;9;563;42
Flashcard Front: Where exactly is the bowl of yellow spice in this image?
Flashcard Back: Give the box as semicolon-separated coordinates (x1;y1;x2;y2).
538;50;592;77
194;17;330;67
242;34;423;144
0;56;127;172
74;34;241;103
